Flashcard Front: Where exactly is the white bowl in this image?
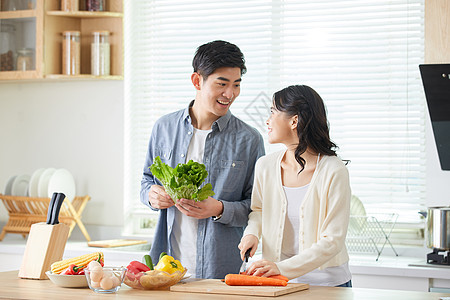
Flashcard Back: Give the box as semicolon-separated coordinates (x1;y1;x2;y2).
45;271;88;288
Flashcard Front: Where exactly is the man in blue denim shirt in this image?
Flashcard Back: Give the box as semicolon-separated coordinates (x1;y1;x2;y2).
140;41;265;279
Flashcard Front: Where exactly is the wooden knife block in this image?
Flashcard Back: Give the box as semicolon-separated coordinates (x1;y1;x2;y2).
18;222;70;280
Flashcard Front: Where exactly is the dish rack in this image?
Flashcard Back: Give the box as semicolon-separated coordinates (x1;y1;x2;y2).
0;194;91;242
346;213;398;261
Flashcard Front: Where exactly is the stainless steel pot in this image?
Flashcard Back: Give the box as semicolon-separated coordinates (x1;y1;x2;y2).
421;207;450;250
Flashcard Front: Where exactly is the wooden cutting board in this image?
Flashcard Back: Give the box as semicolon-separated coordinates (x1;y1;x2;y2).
170;279;309;297
87;239;148;248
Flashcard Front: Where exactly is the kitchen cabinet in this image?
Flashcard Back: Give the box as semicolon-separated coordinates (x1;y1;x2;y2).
425;0;450;63
350;255;450;292
0;0;123;81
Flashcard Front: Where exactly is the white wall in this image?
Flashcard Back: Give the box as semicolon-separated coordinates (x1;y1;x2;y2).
0;81;124;228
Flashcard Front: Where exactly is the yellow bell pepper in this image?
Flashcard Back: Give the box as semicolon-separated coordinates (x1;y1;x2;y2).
154;254;184;274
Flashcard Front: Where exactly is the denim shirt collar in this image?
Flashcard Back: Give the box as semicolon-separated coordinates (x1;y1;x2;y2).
183;100;232;132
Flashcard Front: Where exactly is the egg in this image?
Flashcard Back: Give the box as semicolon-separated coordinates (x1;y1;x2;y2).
89;266;104;282
100;276;114;290
91;280;101;288
88;260;102;270
111;275;121;287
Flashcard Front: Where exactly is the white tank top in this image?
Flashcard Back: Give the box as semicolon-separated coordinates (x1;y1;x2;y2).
281;185;309;258
171;127;211;278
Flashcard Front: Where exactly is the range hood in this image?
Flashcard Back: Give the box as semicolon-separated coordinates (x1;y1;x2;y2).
420;64;450;171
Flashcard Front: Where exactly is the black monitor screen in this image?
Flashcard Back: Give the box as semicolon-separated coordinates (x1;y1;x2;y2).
420;64;450;171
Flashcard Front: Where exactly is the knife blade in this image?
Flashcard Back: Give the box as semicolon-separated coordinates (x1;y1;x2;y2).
50;193;66;225
46;193;58;224
239;248;251;274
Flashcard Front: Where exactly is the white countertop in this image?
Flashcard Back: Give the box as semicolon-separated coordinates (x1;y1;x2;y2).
1;234;450;280
349;253;450;280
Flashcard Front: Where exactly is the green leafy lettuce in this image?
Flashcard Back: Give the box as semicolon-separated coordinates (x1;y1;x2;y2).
150;156;215;202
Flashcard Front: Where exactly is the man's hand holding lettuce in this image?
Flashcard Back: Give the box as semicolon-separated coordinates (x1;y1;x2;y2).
150;156;215;203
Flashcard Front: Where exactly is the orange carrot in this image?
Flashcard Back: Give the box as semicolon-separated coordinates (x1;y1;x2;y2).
268;274;289;282
240;272;289;282
224;274;287;286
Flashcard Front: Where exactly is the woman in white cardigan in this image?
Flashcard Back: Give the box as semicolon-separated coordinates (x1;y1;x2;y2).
238;85;352;287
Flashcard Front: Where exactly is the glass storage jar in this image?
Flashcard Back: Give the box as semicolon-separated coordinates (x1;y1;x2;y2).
0;23;16;71
62;31;80;75
1;0;27;11
86;0;105;11
16;48;34;71
61;0;78;11
91;30;110;76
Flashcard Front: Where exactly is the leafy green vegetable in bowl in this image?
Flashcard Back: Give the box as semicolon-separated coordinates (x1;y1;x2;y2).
150;156;215;202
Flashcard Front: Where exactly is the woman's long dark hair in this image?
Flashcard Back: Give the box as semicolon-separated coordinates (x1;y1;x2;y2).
273;85;337;172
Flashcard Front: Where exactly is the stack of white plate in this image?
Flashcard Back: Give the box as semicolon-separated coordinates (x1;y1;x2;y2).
4;174;31;196
3;168;76;201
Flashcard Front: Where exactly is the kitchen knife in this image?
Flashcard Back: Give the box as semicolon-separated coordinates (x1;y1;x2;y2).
239;248;251;274
50;193;66;225
46;193;58;225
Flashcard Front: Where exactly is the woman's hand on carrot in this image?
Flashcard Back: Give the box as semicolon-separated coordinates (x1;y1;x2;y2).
238;234;259;261
246;259;281;277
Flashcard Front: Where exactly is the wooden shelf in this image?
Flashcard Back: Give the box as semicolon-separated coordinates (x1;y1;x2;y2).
46;11;123;18
0;71;40;80
45;74;123;80
0;0;123;81
0;10;36;19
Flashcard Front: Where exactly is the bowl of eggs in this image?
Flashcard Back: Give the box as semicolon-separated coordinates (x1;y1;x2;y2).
85;261;126;293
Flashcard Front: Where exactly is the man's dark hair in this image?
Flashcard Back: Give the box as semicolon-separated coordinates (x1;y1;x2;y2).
192;40;247;80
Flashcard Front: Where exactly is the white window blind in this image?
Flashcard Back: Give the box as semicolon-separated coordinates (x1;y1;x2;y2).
124;0;425;243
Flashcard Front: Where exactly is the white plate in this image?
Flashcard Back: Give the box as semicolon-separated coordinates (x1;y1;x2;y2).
349;195;367;234
11;174;31;196
350;195;366;216
45;271;88;288
47;168;76;202
4;175;17;195
37;168;56;198
28;168;45;198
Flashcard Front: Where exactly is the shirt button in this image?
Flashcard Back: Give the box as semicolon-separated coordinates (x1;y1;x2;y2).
232;162;236;167
188;131;192;135
181;154;185;158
